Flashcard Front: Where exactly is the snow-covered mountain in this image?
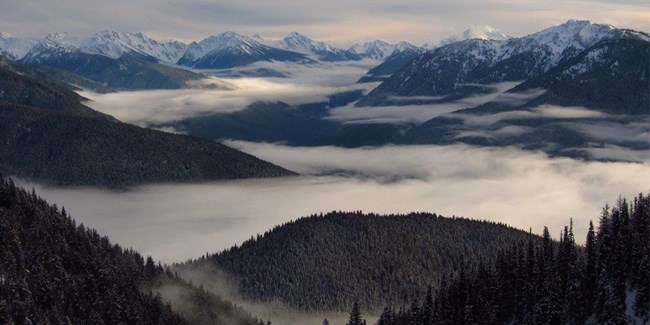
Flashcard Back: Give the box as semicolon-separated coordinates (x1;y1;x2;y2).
20;33;79;65
177;31;312;69
348;40;399;60
19;32;207;91
0;32;38;59
358;41;425;82
275;32;360;61
20;31;187;64
393;41;420;53
78;30;187;63
431;25;510;48
359;20;650;106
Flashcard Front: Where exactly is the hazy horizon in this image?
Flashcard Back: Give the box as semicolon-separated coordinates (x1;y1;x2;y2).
1;0;648;46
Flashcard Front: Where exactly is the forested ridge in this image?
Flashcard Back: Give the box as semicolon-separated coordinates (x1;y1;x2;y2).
0;65;295;187
180;211;541;311
337;193;650;325
0;65;111;120
0;174;269;325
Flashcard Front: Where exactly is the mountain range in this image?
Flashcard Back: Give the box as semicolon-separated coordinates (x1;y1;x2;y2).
2;28;495;89
271;32;362;61
0;26;511;77
358;19;649;106
149;20;649;163
0;29;423;64
1;20;647;164
358;25;510;82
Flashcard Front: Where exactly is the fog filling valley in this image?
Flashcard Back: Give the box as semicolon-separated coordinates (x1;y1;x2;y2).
16;141;649;323
18;142;649;263
17;60;650;324
12;140;646;324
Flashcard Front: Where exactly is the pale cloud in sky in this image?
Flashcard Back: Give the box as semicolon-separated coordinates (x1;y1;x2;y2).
1;0;648;46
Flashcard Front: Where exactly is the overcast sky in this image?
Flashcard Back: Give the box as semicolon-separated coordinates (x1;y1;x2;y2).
1;0;648;46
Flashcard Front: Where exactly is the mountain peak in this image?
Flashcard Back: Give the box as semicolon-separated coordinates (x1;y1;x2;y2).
76;30;188;62
218;31;245;39
285;31;308;39
0;31;39;59
437;25;510;47
44;32;69;42
349;40;397;59
395;41;418;51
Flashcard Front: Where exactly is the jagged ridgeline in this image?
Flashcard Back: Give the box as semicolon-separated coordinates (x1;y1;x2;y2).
179;212;541;311
368;193;650;325
0;174;269;325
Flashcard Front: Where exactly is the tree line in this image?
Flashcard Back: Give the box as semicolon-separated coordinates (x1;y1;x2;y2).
339;193;649;325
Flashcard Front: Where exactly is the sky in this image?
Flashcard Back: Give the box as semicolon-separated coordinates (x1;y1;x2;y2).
1;0;648;46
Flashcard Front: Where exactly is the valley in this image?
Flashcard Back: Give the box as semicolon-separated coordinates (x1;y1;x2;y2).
1;13;648;325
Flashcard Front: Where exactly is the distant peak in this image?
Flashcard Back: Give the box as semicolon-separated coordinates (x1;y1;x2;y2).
219;31;242;37
368;39;390;45
286;31;304;37
93;30;121;38
395;41;418;52
44;32;69;41
437;25;510;46
464;25;497;33
564;19;592;25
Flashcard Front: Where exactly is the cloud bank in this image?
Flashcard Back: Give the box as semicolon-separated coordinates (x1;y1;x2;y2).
18;143;649;265
329;81;533;124
80;61;377;125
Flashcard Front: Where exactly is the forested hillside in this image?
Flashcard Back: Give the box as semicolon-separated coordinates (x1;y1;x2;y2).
0;174;268;324
0;66;294;187
341;194;649;325
179;212;540;311
0;65;111;119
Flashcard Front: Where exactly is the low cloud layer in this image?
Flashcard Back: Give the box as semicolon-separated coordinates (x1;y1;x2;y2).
18;143;649;265
451;105;609;127
81;61;377;125
329;81;533;124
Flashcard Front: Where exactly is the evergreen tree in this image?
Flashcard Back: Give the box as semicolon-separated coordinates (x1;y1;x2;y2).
377;307;394;325
370;193;650;325
631;193;650;321
421;286;434;325
346;301;365;325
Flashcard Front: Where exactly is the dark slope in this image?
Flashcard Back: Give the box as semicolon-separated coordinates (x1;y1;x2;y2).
178;44;313;69
358;48;424;83
0;102;294;187
0;66;110;119
513;38;650;115
0;175;267;325
0;53;112;93
157;94;407;148
0;67;294;187
179;211;540;311
20;51;206;90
